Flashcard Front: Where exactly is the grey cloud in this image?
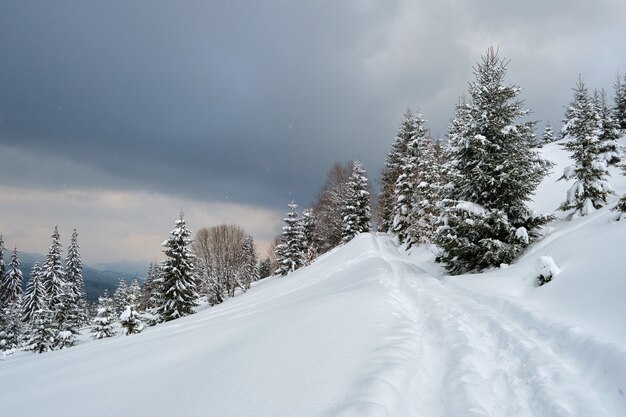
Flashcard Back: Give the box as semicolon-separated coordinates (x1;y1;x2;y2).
1;0;625;211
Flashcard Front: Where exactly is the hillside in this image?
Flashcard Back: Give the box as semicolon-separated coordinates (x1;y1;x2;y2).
0;140;624;417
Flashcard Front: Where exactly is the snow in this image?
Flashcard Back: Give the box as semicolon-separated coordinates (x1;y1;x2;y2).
1;138;625;416
534;255;560;282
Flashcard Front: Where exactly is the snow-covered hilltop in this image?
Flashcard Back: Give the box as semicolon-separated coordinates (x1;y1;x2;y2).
1;141;625;416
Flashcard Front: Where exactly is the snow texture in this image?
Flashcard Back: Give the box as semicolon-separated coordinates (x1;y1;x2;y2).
0;138;624;417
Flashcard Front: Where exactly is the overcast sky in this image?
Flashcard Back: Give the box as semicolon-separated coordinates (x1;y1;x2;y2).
1;0;625;263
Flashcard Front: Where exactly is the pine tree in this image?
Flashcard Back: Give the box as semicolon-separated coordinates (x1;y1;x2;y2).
41;226;65;310
559;78;614;217
91;290;116;339
238;235;258;290
65;229;87;325
595;89;622;165
614;73;626;131
127;277;141;306
0;247;24;351
24;308;57;353
258;257;272;279
113;277;129;316
22;262;46;324
435;48;553;274
156;212;198;322
139;261;161;313
275;200;306;276
341;160;371;243
2;247;23;304
0;236;6;303
379;110;417;232
541;122;556;145
393;112;429;243
300;208;318;264
406;135;441;247
614;165;626;219
120;304;143;335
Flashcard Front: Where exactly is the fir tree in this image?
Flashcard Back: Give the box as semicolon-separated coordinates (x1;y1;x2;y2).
24;308;57;353
435;48;552;274
139;261;161;313
0;247;24;350
156;212;198;322
2;247;23;304
0;236;6;303
393;112;429;243
275;200;306;276
238;235;258;290
0;302;22;351
22;262;46;324
406;135;441;247
120;304;143;335
91;290;116;339
258;257;272;279
614;73;626;131
341;160;371;243
41;226;65;310
300;208;319;264
53;285;81;349
65;229;87;325
559;78;613;217
595;89;622;165
541;122;556;145
379;110;417;232
113;277;129;316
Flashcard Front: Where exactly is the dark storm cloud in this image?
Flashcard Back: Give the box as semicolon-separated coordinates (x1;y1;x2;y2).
1;0;625;209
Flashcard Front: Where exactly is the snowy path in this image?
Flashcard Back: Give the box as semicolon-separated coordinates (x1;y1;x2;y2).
1;234;624;417
331;234;626;417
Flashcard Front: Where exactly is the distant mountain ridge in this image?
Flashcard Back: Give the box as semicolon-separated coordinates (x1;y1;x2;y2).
2;251;147;303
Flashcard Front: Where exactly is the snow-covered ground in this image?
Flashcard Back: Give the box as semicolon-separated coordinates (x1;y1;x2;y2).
1;140;625;417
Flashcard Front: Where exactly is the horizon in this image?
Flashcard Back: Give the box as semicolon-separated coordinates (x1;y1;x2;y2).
1;1;625;263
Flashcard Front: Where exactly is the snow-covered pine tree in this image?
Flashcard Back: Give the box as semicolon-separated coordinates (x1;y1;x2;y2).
379;110;417;232
22;262;46;324
127;278;141;305
614;73;626;131
341;160;371;243
2;247;23;304
91;289;115;339
41;226;65;310
65;229;87;325
435;48;553;274
614;164;626;219
53;285;81;349
559;78;613;217
25;307;57;353
0;247;24;350
120;278;143;335
275;200;306;276
139;261;160;312
120;304;143;335
406;135;441;247
258;257;272;279
0;236;6;303
156;212;198;322
238;235;258;290
595;89;622;165
392;112;429;244
300;208;319;264
113;277;129;316
541;122;556;145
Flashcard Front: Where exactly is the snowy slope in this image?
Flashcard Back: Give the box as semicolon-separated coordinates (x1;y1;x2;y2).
1;140;625;417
